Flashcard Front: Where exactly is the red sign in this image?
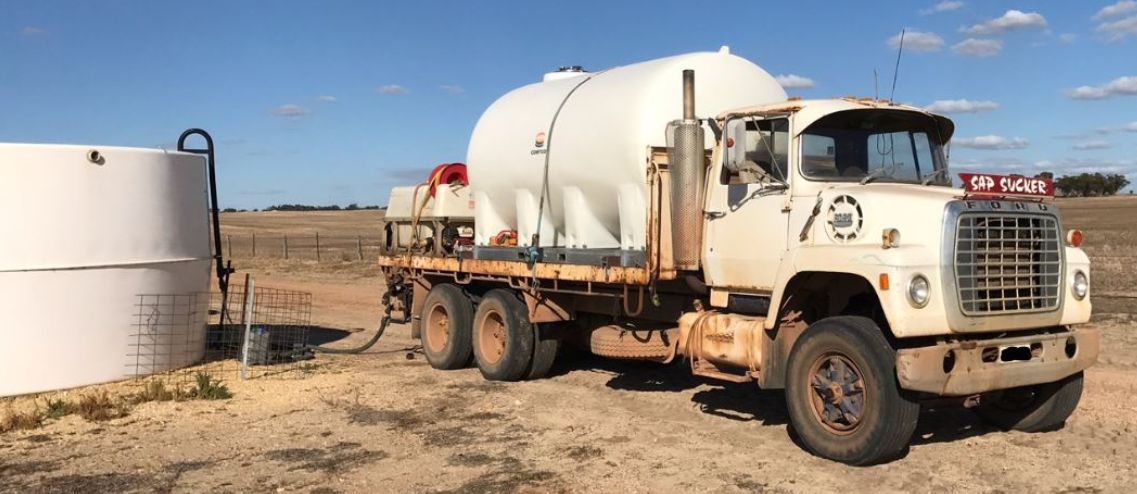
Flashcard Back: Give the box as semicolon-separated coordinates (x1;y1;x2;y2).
959;173;1054;198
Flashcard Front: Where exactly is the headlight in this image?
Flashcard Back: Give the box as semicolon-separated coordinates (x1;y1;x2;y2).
908;274;930;308
1072;271;1088;300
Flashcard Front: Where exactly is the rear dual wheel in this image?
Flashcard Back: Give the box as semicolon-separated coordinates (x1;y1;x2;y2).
472;289;559;381
420;284;474;370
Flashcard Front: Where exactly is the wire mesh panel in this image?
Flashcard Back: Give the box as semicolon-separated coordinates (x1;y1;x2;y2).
128;293;210;383
127;282;314;387
213;283;314;379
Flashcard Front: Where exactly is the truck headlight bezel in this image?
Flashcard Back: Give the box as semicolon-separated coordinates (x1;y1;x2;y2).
908;274;930;308
1072;270;1088;300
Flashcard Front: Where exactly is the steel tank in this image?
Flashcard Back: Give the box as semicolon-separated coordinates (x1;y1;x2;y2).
466;49;788;251
0;144;211;397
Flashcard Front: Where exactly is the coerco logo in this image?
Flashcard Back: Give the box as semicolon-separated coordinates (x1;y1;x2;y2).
531;131;549;155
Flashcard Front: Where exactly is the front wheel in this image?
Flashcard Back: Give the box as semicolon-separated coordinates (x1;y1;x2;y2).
785;316;919;466
975;371;1084;432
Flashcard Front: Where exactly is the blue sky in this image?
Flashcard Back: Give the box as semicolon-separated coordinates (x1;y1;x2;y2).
3;1;1135;208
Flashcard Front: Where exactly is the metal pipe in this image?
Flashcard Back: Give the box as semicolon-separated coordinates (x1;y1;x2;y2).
669;69;705;271
682;69;695;120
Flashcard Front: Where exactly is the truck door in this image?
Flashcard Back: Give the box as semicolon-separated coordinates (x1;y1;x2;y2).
702;116;791;291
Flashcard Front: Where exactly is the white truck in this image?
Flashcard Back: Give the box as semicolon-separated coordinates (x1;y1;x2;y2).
377;48;1096;465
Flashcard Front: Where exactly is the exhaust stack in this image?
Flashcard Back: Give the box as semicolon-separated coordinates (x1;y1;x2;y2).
668;69;705;271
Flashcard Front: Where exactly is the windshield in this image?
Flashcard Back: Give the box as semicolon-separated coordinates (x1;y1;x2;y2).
800;110;948;185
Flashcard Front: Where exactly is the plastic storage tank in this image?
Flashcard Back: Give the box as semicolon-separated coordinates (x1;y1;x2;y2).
466;48;788;251
0;144;211;397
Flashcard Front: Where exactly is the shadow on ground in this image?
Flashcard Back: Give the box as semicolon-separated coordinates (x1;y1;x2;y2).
551;351;1004;462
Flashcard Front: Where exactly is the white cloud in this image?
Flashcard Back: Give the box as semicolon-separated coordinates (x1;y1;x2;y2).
925;99;999;113
774;74;815;89
1032;158;1137;179
271;104;310;118
887;30;945;52
1125;122;1137;132
953;135;1030;150
952;38;1003;57
951;157;1033;172
20;26;46;37
317;95;337;102
1067;76;1137;100
962;10;1048;35
1094;1;1136;21
440;84;465;95
1059;32;1078;44
1097;15;1137;41
379;84;409;95
1073;140;1112;150
920;1;964;15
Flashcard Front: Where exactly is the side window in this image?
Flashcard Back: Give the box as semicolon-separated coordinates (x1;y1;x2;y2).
802;134;838;178
723;117;789;185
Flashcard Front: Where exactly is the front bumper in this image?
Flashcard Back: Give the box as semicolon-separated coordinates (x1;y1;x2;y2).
895;328;1099;396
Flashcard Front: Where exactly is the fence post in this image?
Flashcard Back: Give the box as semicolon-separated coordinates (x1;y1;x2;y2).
227;234;232;259
357;236;363;261
252;234;257;257
284;235;289;260
315;232;321;262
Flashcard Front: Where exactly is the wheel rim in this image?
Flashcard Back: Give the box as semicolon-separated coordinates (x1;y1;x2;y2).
476;309;507;365
424;303;450;353
806;352;867;435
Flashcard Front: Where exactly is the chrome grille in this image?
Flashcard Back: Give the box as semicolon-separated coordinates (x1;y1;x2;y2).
955;213;1061;315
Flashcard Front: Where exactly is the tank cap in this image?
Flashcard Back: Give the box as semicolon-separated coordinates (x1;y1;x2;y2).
556;65;585;72
719;45;731;54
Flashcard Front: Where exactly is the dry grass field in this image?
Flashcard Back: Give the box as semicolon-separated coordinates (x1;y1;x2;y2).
3;197;1137;494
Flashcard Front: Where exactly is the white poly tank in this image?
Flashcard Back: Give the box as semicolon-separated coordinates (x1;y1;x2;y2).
467;49;788;250
0;144;212;397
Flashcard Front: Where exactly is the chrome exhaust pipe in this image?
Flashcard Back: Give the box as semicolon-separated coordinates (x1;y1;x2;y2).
668;69;705;271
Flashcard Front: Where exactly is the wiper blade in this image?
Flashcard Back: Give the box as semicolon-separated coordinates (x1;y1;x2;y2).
860;165;897;185
921;168;949;186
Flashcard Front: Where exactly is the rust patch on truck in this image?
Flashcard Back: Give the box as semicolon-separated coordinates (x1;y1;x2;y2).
895;328;1100;396
379;255;656;285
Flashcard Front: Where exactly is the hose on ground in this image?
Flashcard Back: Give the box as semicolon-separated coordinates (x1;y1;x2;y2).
304;280;403;354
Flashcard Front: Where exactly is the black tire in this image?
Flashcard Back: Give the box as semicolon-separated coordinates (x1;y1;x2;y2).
975;371;1084;432
785;316;919;466
526;322;561;380
419;284;474;370
472;289;534;381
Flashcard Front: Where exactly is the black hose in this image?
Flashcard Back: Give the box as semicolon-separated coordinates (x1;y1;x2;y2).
304;281;403;354
305;315;392;354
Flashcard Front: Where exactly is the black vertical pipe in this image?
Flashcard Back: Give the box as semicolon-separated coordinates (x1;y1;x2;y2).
177;128;227;293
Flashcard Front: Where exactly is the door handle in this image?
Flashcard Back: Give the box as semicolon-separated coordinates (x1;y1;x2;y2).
705;211;725;220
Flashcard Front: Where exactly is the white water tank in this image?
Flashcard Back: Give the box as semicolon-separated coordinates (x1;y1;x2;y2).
467;49;788;250
0;144;212;397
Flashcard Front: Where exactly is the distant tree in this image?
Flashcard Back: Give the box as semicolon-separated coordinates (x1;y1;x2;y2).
1036;171;1054;180
345;203;360;211
1053;172;1130;197
222;207;238;213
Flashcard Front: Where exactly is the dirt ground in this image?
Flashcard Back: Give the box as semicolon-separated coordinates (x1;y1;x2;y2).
3;198;1137;494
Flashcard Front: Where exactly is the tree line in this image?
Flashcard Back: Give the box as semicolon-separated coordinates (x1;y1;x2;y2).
221;203;385;213
1035;172;1131;197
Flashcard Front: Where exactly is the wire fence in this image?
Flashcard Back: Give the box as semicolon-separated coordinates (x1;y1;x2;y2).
221;234;385;262
126;280;316;389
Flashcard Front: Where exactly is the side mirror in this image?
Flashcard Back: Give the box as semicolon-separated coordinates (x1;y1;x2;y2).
724;119;748;173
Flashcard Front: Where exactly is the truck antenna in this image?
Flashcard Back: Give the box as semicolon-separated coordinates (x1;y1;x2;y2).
890;29;905;101
874;69;879;100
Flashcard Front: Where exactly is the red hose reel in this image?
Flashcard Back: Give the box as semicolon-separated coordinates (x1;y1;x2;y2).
427;163;468;197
